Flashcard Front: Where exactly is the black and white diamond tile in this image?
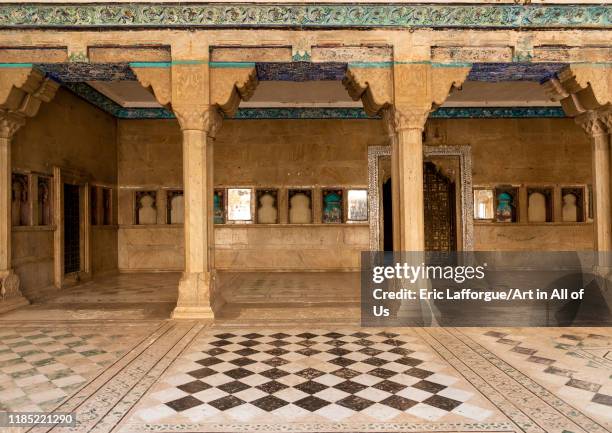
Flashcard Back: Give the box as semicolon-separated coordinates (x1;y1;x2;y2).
135;329;494;424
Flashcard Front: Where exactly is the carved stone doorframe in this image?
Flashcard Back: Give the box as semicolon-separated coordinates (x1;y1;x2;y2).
368;145;474;251
53;166;92;289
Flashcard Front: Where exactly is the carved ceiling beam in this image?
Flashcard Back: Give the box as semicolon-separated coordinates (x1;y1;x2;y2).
0;67;59;138
542;64;612;117
131;63;259;119
210;66;258;117
342;66;393;117
132;66;172;107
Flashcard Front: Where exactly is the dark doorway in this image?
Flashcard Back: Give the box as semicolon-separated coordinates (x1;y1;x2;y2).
380;162;457;252
382;178;393;251
63;183;81;274
424;162;456;251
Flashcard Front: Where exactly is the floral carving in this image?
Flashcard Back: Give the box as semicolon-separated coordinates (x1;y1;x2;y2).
174;105;223;137
392;106;430;132
0;4;608;28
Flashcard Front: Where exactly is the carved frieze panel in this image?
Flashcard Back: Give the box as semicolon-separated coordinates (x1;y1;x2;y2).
312;46;392;63
211;47;292;63
431;46;513;63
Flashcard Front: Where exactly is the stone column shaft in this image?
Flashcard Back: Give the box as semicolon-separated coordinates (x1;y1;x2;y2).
183;129;209;274
0;134;11;272
592;126;612;251
389;107;429;252
396;127;425;251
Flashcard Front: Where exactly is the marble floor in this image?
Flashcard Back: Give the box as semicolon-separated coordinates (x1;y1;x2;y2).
0;273;610;433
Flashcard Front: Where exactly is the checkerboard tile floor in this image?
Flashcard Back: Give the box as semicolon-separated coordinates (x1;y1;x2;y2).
0;326;149;412
133;328;497;424
470;328;612;422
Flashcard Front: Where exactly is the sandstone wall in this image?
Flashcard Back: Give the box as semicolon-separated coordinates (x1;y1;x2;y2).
117;119;383;271
117;116;593;272
427;118;593;251
11;88;118;295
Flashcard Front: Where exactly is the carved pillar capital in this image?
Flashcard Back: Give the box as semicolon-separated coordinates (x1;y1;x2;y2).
576;109;611;140
173;104;223;137
391;105;430;132
0;110;26;140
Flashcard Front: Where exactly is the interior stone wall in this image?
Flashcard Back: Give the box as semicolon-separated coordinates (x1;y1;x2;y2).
116;116;593;273
11;88;118;295
426;117;593;251
117;119;384;271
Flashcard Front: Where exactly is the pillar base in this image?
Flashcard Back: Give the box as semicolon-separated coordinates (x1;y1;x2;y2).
0;270;29;314
172;306;215;320
172;271;218;320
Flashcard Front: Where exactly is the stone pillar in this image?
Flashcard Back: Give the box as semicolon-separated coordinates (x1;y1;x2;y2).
389;107;429;251
577;112;612;251
0;112;28;311
172;105;222;320
390;63;469;251
0;68;58;313
133;53;257;320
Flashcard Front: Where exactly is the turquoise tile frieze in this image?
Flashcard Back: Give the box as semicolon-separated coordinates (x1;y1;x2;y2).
431;106;565;118
0;4;609;29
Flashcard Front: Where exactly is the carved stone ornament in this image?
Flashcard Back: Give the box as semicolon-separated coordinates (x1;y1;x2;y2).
0;109;26;139
211;66;259;117
542;65;612;117
0;67;59;137
174;104;223;137
343;67;392;117
1;273;21;299
576;109;611;138
393;105;431;132
132;67;172;106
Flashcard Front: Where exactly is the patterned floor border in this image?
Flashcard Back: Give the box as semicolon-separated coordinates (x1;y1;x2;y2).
452;329;609;433
25;321;204;433
5;324;608;433
418;328;609;433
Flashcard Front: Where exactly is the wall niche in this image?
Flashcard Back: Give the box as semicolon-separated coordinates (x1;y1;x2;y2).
11;173;29;226
561;187;584;223
256;189;278;224
90;187;99;225
527;187;553;223
288;189;312;224
214;189;225;224
38;176;52;226
102;188;112;225
494;186;518;223
167;190;184;224
135;191;157;225
322;188;344;223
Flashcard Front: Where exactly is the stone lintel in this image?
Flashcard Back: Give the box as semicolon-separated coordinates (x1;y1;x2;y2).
431;46;512;63
210;46;291;63
0;47;68;63
89;45;171;64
